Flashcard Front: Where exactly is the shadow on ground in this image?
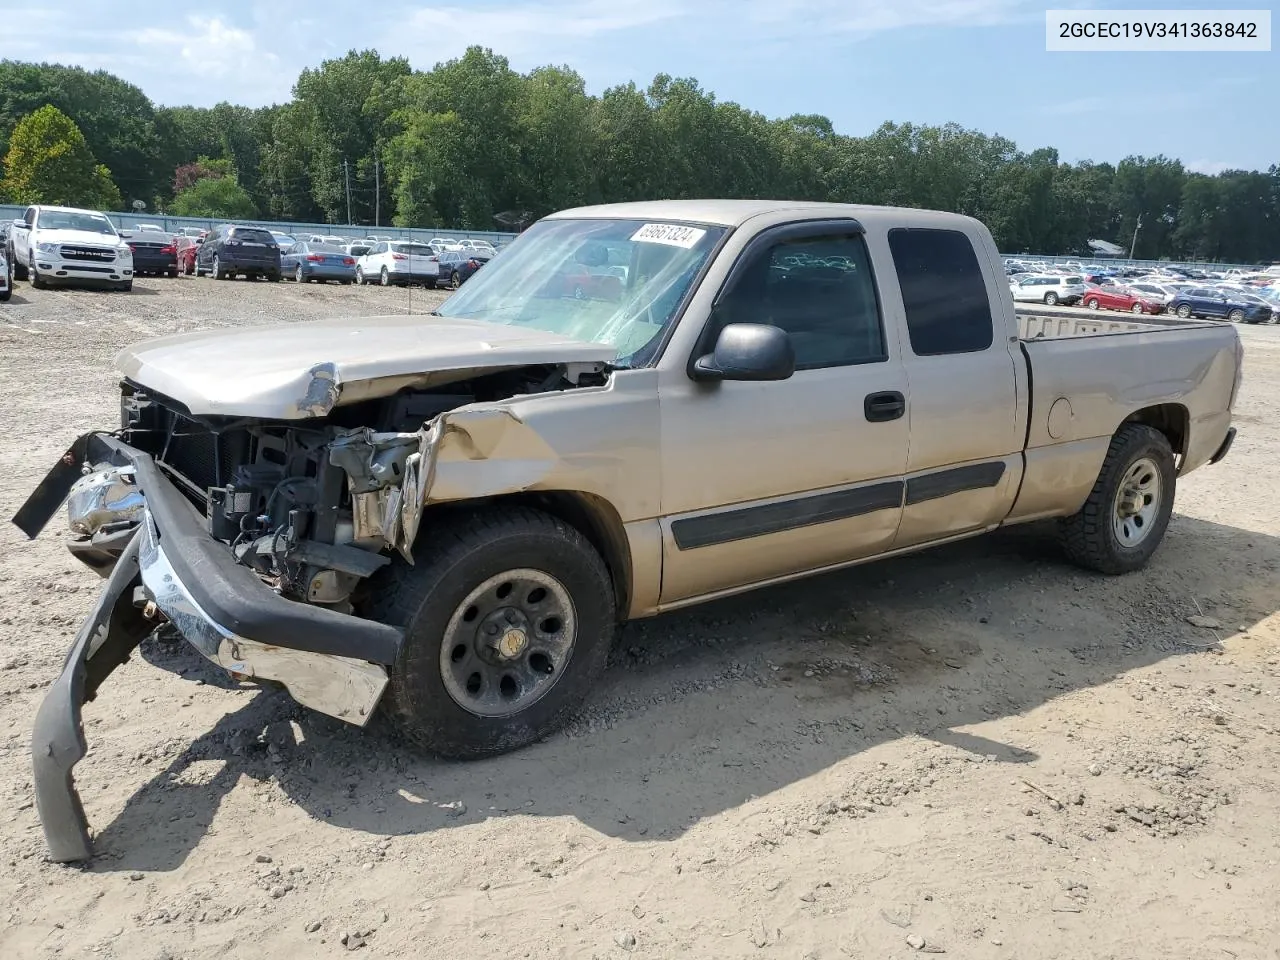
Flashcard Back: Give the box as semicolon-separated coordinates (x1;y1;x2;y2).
90;514;1280;872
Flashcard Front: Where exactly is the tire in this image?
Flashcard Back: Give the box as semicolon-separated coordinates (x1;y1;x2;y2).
450;271;461;289
166;268;177;279
1228;309;1245;323
295;264;305;283
1084;297;1099;310
116;279;133;292
1131;303;1145;314
356;266;366;285
380;266;390;286
573;285;586;300
268;270;281;282
1;254;12;300
341;279;352;285
30;254;47;290
13;254;28;281
1176;303;1192;319
368;506;617;759
1057;424;1176;575
1043;291;1058;306
213;255;224;280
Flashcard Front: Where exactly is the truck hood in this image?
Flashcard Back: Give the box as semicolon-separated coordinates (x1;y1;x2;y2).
33;229;125;248
115;314;617;419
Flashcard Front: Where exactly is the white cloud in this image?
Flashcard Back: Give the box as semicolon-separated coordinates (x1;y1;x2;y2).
1185;160;1234;176
136;16;269;79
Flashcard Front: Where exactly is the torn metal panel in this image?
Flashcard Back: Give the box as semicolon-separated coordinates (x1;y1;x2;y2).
329;428;421;493
292;362;342;418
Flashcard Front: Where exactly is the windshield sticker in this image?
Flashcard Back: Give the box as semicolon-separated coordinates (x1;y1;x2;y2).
630;223;707;248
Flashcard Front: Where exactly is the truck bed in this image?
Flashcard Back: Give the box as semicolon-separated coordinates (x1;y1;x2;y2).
1015;307;1206;340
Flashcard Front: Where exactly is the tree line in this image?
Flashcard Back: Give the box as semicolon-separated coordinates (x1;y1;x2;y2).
1;49;1277;262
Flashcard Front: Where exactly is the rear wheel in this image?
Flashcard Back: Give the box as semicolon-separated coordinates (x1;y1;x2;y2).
1058;424;1175;575
380;266;391;286
1085;297;1099;310
166;268;177;279
213;255;225;280
0;255;11;301
268;270;281;282
1043;291;1058;306
451;271;462;289
356;266;366;285
368;507;616;759
1228;309;1245;323
1131;302;1145;314
295;264;305;283
1176;303;1192;319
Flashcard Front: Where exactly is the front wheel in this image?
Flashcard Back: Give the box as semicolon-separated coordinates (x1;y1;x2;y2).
355;266;366;285
1131;302;1145;314
1085;297;1099;310
1058;424;1175;575
1043;291;1058;306
30;255;47;290
380;266;391;286
213;256;225;280
369;507;617;759
1176;303;1192;319
295;264;305;283
1228;309;1245;323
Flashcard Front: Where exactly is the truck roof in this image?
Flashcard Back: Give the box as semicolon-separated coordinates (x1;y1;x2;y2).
27;204;110;214
544;199;982;230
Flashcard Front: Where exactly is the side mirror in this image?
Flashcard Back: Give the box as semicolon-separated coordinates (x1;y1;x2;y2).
14;218;29;228
692;323;795;382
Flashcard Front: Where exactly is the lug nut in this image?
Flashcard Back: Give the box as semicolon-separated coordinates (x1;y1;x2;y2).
142;601;158;620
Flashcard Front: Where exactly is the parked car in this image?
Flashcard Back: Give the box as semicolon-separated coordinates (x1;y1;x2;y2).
1009;274;1087;306
195;224;282;281
1080;285;1164;315
343;242;372;259
132;223;167;235
175;235;202;275
123;232;178;278
8;204;134;291
17;199;1244;865
281;241;357;284
306;234;348;246
270;231;296;248
176;227;207;239
428;236;464;251
437;249;492;288
355;240;440;286
0;245;11;302
1169;287;1274;324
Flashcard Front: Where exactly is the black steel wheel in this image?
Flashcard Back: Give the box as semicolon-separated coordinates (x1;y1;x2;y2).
367;506;616;759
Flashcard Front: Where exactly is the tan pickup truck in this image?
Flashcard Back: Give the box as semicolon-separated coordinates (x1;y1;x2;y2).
14;200;1242;861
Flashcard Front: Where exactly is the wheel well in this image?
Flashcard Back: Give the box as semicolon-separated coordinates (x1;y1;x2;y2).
1122;403;1189;459
490;491;633;621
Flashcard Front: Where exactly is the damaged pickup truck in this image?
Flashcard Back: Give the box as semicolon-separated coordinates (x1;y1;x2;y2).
16;200;1242;862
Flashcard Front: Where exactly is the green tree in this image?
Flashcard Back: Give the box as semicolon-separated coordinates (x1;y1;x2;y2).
170;175;257;219
1;104;122;208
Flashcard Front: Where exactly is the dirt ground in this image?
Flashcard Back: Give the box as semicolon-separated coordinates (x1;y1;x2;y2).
2;277;1279;960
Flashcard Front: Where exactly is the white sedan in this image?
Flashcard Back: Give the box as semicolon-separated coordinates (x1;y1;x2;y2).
355;240;441;287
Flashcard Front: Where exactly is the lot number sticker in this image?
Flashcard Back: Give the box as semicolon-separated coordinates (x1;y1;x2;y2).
631;223;707;248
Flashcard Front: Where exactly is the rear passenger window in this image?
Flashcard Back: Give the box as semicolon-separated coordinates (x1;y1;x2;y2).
716;234;886;369
888;228;994;356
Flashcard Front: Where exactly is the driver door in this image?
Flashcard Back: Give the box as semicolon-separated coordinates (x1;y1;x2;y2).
657;221;910;604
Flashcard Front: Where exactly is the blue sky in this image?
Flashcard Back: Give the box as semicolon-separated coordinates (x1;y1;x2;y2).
2;0;1275;173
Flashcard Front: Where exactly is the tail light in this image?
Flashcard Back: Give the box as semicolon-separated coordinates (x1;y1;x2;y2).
342;257;355;266
127;243;136;251
306;254;324;262
161;244;175;254
428;256;438;262
392;253;408;260
468;259;479;268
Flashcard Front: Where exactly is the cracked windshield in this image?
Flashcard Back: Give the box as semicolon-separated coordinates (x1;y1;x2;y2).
433;217;726;364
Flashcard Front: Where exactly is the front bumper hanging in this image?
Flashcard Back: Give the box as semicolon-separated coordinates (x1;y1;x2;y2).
14;432;404;862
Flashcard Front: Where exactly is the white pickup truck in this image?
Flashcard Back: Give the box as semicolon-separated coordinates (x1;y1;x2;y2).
9;204;135;291
15;200;1242;861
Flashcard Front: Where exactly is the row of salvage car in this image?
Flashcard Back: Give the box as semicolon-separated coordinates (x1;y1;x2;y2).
1007;259;1280;324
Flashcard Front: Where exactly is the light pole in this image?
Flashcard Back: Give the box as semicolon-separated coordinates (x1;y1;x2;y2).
1129;213;1143;260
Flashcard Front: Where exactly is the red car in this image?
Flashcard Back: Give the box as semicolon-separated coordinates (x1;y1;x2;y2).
175;235;203;275
1081;285;1164;315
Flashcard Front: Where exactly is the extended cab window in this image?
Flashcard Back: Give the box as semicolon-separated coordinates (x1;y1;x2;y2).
888;228;994;356
716;234;885;369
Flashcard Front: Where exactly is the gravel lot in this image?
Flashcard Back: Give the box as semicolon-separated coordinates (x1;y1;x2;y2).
2;277;1279;959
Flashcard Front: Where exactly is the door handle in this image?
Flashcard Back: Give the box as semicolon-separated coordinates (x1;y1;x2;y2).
864;391;906;422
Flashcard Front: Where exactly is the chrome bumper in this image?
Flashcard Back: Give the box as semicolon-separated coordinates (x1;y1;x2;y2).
136;511;389;724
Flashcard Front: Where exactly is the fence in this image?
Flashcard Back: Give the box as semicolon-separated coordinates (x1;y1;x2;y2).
1003;252;1272;274
0;204;519;246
